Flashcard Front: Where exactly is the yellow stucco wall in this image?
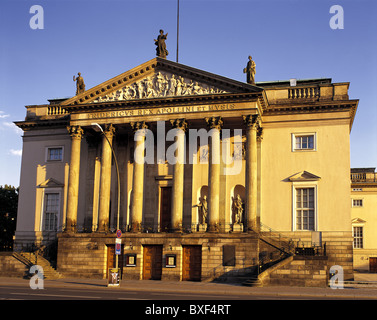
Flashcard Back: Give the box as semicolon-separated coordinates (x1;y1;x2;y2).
261;113;351;232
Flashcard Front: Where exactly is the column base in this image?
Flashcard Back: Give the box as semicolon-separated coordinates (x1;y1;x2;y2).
232;223;244;233
198;223;207;232
131;222;142;233
64;220;77;233
207;223;219;233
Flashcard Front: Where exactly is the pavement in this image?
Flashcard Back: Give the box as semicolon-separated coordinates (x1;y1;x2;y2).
1;274;377;299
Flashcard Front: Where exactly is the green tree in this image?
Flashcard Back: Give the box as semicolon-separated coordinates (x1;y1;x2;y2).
0;185;18;251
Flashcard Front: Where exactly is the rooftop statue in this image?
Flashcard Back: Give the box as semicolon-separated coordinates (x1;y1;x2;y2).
243;56;256;85
73;72;85;95
154;29;169;59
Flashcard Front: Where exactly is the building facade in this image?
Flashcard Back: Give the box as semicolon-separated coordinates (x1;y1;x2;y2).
351;168;377;273
14;58;358;282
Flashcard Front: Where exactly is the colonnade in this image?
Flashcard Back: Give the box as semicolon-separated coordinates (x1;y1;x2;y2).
65;114;261;233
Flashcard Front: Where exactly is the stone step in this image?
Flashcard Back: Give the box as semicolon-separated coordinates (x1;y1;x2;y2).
16;252;63;279
242;277;262;287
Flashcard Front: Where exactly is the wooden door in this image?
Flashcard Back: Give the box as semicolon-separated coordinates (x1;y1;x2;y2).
143;245;163;280
106;245;124;278
370;257;377;273
160;187;172;232
182;245;202;281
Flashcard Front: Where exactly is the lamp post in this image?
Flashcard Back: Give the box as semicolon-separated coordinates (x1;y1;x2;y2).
91;123;121;273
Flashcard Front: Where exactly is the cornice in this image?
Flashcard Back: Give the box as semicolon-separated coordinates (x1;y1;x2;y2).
264;99;358;130
61;92;265;113
14;119;69;131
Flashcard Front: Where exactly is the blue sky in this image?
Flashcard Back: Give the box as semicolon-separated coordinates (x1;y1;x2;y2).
0;0;376;187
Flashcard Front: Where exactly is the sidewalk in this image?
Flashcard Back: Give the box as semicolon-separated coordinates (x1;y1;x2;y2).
2;276;377;299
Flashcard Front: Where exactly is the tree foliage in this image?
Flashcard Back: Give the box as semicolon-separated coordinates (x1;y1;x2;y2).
0;185;18;251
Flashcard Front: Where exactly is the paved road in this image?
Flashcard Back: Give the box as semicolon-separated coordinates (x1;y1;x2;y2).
1;276;377;301
1;277;376;319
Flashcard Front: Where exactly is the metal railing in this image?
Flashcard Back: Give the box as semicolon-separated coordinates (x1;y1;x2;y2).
259;223;295;255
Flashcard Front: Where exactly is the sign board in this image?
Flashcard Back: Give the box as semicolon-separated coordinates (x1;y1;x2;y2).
115;238;122;255
107;268;120;287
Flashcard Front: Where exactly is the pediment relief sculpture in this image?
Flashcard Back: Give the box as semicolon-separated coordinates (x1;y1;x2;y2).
92;71;227;103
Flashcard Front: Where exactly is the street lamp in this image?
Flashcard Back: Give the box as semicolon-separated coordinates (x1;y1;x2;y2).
91;123;121;274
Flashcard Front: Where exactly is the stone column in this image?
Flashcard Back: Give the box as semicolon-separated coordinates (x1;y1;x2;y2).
205;117;223;232
130;121;148;232
97;124;115;232
66;126;84;232
243;114;261;231
170;119;188;232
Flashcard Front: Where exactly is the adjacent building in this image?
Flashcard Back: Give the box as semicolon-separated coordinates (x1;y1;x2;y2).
351;168;377;273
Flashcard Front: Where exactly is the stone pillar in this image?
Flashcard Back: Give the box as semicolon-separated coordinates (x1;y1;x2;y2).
243;114;261;231
170;119;188;232
205;117;223;232
130;121;148;232
97;124;115;232
65;126;84;232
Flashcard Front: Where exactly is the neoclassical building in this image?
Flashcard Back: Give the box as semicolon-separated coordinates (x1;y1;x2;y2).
351;168;377;273
14;57;358;285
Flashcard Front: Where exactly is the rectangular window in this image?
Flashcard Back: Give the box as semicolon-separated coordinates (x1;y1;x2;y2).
296;187;315;231
353;226;363;249
47;147;63;161
44;193;59;231
352;199;363;207
292;133;316;151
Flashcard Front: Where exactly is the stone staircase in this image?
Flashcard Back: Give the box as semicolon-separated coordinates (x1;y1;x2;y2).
243;255;329;287
12;252;63;279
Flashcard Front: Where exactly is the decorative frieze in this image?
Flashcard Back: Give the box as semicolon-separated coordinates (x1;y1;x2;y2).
92;71;227;103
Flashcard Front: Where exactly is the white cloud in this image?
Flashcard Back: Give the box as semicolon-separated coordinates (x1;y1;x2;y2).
1;121;23;136
0;111;9;119
9;149;22;156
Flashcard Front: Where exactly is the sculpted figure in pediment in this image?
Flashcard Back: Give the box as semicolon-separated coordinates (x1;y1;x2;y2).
92;71;227;103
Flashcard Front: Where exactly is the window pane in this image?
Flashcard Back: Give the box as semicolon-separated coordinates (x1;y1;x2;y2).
44;193;59;231
296;188;315;231
48;148;62;161
295;137;301;149
308;136;314;149
294;135;314;150
353;226;363;249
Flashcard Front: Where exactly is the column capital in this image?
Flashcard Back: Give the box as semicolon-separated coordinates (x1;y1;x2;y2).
67;125;84;139
130;121;148;132
243;114;261;130
170;118;188;132
257;127;264;142
103;123;116;137
205;116;223;130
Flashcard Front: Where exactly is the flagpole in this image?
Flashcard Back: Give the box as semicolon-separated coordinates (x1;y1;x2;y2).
176;0;179;63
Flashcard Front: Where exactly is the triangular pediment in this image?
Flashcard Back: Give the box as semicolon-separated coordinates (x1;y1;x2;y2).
62;57;263;106
38;178;64;188
288;171;321;182
352;217;366;224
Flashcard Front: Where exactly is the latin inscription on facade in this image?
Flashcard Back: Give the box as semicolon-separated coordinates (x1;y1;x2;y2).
87;103;236;120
